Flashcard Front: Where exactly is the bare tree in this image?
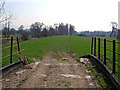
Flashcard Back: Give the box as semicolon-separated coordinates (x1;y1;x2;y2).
0;0;12;24
0;0;13;38
0;0;5;23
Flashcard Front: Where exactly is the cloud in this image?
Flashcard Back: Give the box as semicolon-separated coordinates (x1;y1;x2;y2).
6;0;43;2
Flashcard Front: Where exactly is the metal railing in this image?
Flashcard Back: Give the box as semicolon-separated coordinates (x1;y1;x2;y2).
91;37;120;75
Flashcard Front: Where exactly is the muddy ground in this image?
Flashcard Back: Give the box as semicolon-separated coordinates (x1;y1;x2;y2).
2;52;100;88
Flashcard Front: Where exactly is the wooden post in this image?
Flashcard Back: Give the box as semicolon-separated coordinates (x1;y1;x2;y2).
117;1;120;78
118;2;120;39
98;38;100;59
17;37;20;54
118;29;120;39
91;37;93;54
10;37;13;64
94;37;96;56
117;1;120;79
104;39;106;65
113;40;116;74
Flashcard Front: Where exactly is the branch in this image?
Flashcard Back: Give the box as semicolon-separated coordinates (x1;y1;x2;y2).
0;14;12;23
0;1;5;14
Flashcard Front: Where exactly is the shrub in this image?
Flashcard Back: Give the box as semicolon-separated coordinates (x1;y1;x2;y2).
21;31;29;41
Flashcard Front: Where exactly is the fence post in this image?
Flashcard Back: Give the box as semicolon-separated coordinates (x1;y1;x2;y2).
91;37;93;54
10;37;13;64
113;40;116;74
17;37;20;55
98;38;100;59
104;39;106;65
94;37;96;56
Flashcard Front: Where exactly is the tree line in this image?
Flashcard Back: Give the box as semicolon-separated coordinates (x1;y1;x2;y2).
0;1;77;40
2;22;78;40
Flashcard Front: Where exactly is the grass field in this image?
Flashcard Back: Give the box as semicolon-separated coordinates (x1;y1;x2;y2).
20;36;91;58
2;36;91;66
2;35;120;79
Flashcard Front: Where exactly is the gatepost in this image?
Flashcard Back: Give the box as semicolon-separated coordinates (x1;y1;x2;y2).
117;1;120;79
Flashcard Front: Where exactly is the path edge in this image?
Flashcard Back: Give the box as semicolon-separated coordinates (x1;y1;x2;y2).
82;54;120;89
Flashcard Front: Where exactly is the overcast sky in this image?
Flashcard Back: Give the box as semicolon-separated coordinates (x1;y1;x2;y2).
6;0;120;31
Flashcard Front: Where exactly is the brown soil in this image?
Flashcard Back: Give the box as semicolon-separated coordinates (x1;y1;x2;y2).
2;52;100;88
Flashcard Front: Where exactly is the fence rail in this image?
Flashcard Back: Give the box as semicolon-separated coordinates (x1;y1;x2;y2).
2;37;16;40
2;44;18;50
91;37;120;75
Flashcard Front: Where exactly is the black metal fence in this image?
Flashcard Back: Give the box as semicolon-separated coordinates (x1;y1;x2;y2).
91;37;120;79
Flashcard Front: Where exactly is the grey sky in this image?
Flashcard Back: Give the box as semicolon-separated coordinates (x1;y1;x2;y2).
6;0;120;31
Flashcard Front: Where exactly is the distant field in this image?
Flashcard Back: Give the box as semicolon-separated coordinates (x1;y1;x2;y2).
2;36;91;66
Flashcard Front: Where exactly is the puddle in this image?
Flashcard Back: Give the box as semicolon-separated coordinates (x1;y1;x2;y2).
45;63;79;66
85;75;91;80
73;64;79;65
32;58;36;61
86;70;91;73
35;62;41;65
60;74;82;78
80;58;89;64
58;63;79;66
0;79;2;82
40;74;47;77
89;83;94;86
33;74;47;78
45;64;50;66
62;58;69;60
42;84;47;87
5;79;9;82
52;59;56;61
16;70;26;74
33;62;41;69
59;63;69;65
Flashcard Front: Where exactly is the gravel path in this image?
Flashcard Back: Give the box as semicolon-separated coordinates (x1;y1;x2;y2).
2;52;100;88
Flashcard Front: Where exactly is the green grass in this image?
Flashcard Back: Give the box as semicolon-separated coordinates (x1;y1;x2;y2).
2;36;91;66
2;35;120;80
20;36;91;59
2;35;120;87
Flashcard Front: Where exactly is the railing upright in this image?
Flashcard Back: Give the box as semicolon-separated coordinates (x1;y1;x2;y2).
17;37;20;55
10;37;13;64
91;37;93;54
94;37;96;56
113;40;116;74
98;38;100;59
104;39;106;65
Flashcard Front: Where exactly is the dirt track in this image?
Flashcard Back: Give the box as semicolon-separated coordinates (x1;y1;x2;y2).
2;52;100;88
